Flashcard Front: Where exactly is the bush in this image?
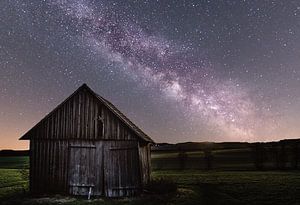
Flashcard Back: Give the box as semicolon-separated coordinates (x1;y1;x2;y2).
144;177;177;194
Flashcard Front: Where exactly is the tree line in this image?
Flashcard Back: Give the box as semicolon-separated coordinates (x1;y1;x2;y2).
176;140;300;170
253;141;299;170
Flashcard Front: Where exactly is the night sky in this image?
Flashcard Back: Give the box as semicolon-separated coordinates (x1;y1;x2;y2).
1;0;300;149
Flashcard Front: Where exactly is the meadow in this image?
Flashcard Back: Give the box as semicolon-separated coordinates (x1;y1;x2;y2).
1;147;300;205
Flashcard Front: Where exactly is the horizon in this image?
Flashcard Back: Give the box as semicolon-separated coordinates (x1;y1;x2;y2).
1;1;300;150
2;133;300;151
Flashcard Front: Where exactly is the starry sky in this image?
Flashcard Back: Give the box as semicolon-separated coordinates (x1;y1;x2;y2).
1;0;300;150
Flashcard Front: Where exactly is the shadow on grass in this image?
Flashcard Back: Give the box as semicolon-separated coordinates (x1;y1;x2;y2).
0;183;249;205
3;175;300;205
0;186;225;205
196;183;241;205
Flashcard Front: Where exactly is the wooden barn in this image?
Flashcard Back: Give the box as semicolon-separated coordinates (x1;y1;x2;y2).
19;84;154;197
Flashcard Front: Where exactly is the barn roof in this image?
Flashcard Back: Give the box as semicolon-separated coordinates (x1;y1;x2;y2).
19;84;154;143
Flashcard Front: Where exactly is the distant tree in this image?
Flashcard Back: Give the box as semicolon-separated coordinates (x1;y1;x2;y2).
279;141;287;170
178;148;188;170
278;141;287;170
252;143;265;170
203;145;213;170
291;142;299;170
203;143;213;170
270;143;280;169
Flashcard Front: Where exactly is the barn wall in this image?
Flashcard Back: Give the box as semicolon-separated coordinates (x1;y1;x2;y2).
138;143;151;185
28;88;136;141
30;139;69;194
30;139;148;197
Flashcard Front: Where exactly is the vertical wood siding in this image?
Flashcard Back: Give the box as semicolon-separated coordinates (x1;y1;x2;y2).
138;143;151;185
103;141;141;197
30;139;69;194
28;88;136;141
31;139;148;196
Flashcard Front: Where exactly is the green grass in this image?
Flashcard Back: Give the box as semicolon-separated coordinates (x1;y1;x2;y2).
155;170;300;204
0;169;28;199
1;168;300;205
1;156;300;205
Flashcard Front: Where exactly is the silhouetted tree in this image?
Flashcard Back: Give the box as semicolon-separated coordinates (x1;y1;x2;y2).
253;143;265;170
270;143;280;169
204;150;212;170
278;141;287;170
178;148;188;170
291;142;299;170
203;145;213;170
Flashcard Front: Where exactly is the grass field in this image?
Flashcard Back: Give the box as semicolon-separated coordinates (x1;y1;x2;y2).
1;156;300;204
0;169;28;200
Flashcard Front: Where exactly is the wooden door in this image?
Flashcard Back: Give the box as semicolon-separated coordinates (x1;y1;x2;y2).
68;142;97;196
104;141;141;197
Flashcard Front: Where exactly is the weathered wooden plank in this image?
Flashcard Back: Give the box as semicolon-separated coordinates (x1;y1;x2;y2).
29;139;33;192
61;103;65;139
65;101;69;138
53;141;58;192
86;94;90;140
69;145;96;148
94;141;103;195
39;140;43;192
41;140;46;191
110;146;138;150
64;140;69;192
47;140;51;191
72;94;76;138
59;140;64;191
36;140;40;192
94;100;98;139
82;91;86;139
90;96;94;140
77;93;81;139
104;108;108;139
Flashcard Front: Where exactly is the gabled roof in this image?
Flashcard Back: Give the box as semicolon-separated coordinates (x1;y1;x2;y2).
19;84;154;143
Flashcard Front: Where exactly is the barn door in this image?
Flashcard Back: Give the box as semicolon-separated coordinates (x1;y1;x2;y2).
68;142;97;196
104;141;141;197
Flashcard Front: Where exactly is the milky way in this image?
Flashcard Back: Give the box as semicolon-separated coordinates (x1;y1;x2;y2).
49;0;264;139
1;0;300;149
